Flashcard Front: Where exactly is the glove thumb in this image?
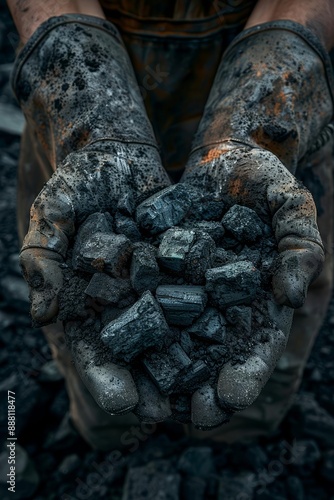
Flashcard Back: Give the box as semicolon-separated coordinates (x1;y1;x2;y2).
20;248;63;325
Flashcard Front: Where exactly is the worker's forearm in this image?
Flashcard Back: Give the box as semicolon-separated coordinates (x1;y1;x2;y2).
6;0;105;44
246;0;334;50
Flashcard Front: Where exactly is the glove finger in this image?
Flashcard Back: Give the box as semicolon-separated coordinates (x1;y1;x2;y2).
191;383;231;430
133;371;172;423
183;146;324;308
22;184;74;256
20;248;63;326
209;148;324;309
272;245;324;308
268;182;325;308
267;300;294;337
217;324;288;412
71;338;139;415
19;177;76;324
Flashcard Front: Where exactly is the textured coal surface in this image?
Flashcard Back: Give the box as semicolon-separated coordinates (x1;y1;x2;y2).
1;3;334;498
58;190;277;417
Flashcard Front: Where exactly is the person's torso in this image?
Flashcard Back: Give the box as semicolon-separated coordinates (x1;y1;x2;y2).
100;0;257;177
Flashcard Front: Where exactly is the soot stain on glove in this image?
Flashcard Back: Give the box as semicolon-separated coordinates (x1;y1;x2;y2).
297;165;326;217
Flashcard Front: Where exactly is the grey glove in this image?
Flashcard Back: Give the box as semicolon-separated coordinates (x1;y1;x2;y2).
185;20;334;311
13;15;170;415
148;21;334;427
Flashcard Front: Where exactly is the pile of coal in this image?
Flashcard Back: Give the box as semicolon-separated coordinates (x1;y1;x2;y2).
58;184;278;423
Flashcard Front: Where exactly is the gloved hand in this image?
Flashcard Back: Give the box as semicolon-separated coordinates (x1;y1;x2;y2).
152;21;334;428
13;15;170;415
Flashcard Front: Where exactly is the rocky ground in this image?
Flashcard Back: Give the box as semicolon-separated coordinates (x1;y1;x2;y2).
0;2;334;499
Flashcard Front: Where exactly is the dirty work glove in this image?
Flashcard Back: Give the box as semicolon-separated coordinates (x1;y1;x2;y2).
12;15;170;415
163;21;333;427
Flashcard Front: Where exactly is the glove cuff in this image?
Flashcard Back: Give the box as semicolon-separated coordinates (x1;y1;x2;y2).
191;20;334;173
225;20;334;103
12;14;158;168
12;14;123;87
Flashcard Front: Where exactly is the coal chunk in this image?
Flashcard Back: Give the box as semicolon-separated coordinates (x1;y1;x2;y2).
205;260;261;308
187;307;227;343
0;275;30;312
321;450;334;483
136;184;198;234
290;392;334;447
43;412;81;451
73;230;132;276
185;233;216;285
101;291;170;362
235;245;261;266
180;476;207;500
177;446;215;477
114;212;141;242
221;204;263;242
157;228;196;273
189;197;225;221
184;221;225;244
238;444;268;472
143;342;192;394
176;360;211;393
208;345;227;362
213;248;238;267
130;244;159;295
123;464;180;500
72;212;115;271
156;285;207;326
219;234;241;250
100;305;129;327
116;192;136;216
158;228;215;284
292;439;321;467
179;331;194;355
85;273;132;305
75;212;113;239
218;472;256;500
162;341;191;368
286;476;305;500
226;305;252;335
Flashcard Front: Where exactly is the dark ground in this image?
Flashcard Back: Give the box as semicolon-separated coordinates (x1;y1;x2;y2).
0;2;334;499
